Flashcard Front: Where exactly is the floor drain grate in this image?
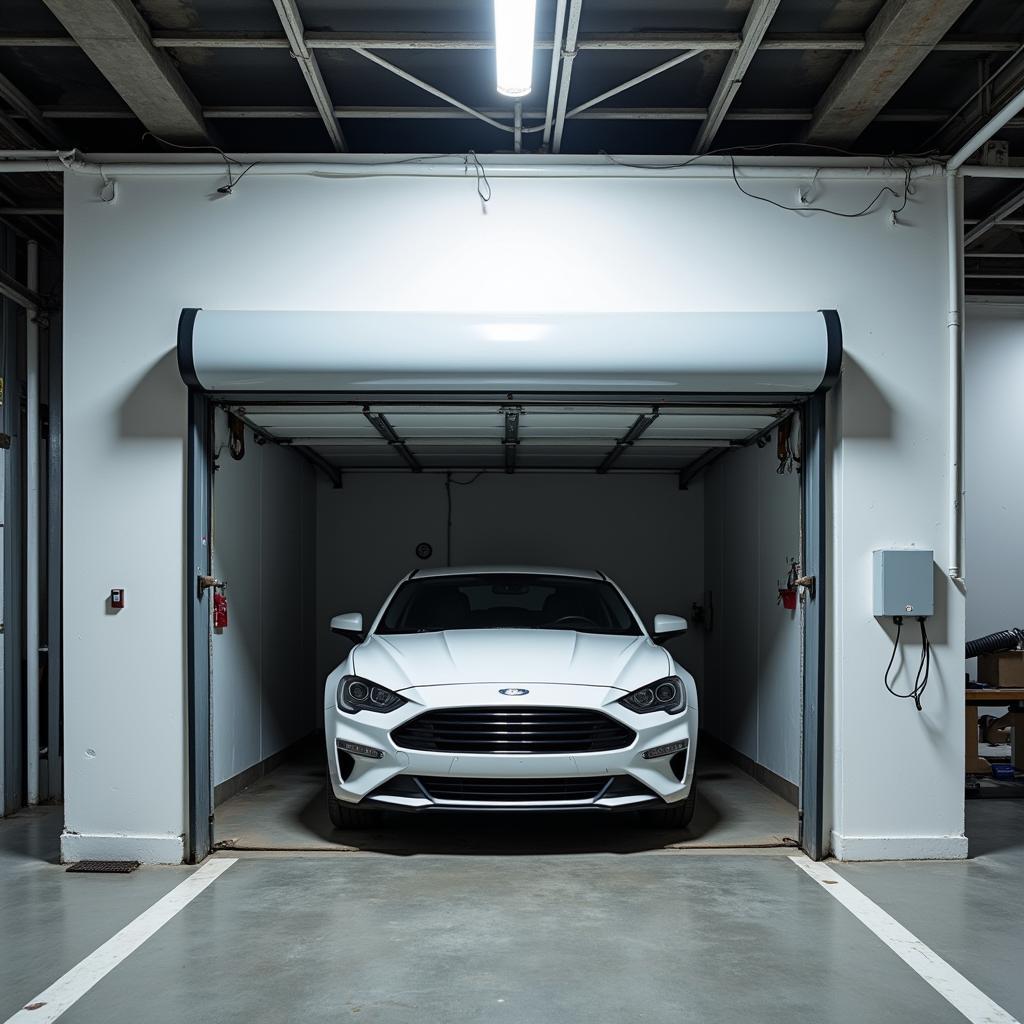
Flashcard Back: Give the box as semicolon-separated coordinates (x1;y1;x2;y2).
66;860;140;874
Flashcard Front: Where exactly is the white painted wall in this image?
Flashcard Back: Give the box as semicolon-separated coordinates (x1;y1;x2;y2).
704;436;802;786
964;303;1024;675
316;472;704;686
210;412;317;789
61;164;963;862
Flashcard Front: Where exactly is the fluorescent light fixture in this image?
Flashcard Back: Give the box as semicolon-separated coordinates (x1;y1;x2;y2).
494;0;537;97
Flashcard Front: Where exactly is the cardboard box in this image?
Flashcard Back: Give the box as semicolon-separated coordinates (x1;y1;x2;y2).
977;651;1024;688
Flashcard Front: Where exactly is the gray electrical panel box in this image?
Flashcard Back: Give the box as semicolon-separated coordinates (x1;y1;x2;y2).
873;549;934;617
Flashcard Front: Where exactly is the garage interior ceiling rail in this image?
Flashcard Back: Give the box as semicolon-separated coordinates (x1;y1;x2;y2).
179;307;841;482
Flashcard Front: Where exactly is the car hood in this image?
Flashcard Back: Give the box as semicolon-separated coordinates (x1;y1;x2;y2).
351;629;670;691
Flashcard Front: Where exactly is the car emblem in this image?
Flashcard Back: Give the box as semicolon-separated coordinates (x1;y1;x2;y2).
499;688;529;696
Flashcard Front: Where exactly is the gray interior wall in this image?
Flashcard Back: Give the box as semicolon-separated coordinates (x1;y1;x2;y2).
965;303;1024;678
316;472;705;687
704;435;802;785
211;413;317;787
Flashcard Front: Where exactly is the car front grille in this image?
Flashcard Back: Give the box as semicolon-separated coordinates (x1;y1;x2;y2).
416;776;610;802
391;706;636;755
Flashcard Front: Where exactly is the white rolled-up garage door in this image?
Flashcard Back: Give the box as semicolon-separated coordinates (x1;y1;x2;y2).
177;309;841;399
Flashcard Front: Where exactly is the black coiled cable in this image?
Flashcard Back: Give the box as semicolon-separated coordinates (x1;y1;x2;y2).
965;629;1024;660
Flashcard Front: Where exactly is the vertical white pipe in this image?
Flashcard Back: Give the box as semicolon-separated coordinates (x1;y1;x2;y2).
25;238;39;804
946;174;964;581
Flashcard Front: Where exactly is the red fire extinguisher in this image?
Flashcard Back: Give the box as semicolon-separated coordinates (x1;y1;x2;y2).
214;590;229;630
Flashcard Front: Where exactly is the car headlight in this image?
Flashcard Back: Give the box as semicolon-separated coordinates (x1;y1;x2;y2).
337;676;408;714
618;676;686;715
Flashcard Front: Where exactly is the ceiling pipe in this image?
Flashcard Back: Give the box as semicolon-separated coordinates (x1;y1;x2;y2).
948;83;1024;170
0;151;943;180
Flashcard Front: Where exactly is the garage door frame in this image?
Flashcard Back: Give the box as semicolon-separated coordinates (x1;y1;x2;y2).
184;390;831;863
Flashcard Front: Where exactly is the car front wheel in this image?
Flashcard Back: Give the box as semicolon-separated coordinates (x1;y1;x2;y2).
326;785;377;830
638;777;698;830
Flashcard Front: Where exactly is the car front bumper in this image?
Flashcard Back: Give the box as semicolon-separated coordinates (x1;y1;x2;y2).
324;681;697;811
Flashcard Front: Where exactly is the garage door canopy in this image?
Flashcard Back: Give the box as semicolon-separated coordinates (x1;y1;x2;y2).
177;309;841;400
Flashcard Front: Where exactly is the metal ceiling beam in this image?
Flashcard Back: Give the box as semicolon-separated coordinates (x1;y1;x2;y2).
693;0;782;153
41;104;965;123
2;30;1018;53
0;266;42;310
551;0;585;153
541;0;568;147
0;72;64;147
805;0;976;145
351;49;514;133
596;411;659;474
964;185;1024;246
503;406;521;473
40;0;207;142
566;49;703;120
270;0;346;151
362;408;422;473
136;31;1024;53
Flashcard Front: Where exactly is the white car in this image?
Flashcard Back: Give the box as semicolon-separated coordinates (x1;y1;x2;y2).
323;566;698;829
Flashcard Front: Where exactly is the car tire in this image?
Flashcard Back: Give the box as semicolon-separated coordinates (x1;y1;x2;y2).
638;778;698;830
326;786;377;830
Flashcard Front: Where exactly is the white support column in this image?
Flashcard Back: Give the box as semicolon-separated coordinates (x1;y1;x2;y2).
25;237;39;805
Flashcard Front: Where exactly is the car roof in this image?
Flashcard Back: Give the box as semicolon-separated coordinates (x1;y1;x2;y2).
409;565;605;581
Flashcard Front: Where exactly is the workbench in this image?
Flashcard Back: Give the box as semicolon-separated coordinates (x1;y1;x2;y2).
966;687;1024;774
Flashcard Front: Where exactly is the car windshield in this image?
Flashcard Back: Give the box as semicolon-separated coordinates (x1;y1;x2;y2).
376;573;642;636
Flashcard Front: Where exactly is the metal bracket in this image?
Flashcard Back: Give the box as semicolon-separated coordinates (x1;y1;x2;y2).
794;575;816;598
197;575;226;598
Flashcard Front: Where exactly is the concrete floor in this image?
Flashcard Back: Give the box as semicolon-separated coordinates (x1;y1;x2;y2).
213;745;800;853
2;801;1022;1023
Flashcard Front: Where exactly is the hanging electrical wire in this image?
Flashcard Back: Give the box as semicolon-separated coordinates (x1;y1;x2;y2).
884;616;931;712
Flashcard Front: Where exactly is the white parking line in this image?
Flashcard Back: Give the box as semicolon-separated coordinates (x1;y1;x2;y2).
5;858;236;1024
791;855;1019;1024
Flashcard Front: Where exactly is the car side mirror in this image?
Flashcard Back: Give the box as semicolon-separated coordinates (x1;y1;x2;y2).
652;614;687;645
330;612;365;643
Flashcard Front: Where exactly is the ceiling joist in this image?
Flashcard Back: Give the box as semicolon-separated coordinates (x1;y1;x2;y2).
1;31;1016;54
805;0;976;145
694;0;782;153
270;0;347;151
40;0;207;143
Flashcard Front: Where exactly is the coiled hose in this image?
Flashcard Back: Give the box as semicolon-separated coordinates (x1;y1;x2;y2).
965;628;1024;659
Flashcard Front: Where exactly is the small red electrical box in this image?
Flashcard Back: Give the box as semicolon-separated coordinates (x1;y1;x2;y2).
110;588;125;610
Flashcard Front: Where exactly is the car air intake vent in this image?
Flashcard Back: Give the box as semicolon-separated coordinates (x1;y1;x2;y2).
417;776;610;802
391;707;636;754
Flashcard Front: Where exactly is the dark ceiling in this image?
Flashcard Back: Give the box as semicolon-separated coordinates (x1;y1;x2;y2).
0;0;1022;293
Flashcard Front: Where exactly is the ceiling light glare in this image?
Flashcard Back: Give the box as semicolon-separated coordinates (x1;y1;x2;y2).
478;321;549;343
494;0;537;98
